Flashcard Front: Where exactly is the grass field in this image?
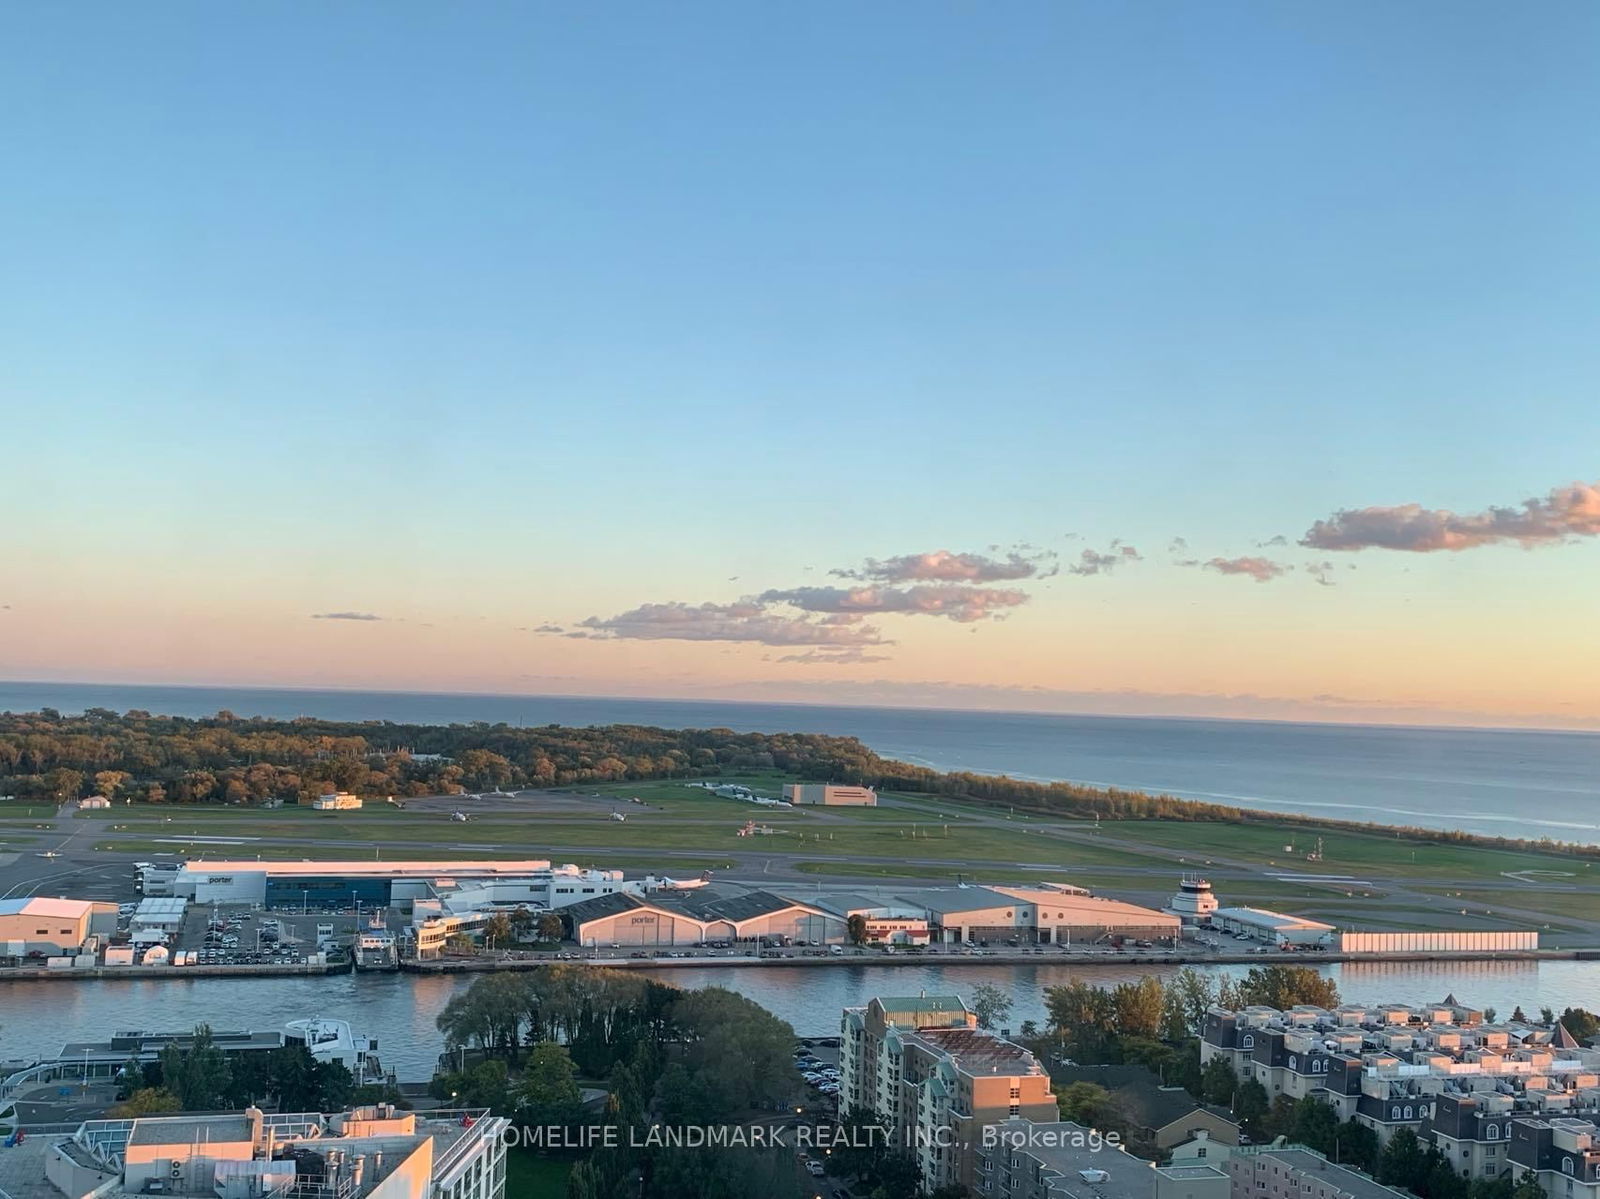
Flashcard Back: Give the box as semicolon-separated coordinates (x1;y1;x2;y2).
46;778;1600;937
1092;820;1600;883
77;798;1157;869
504;1149;570;1199
1417;887;1600;923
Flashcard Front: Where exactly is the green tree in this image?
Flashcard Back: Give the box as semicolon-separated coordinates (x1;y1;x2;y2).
481;912;513;950
1378;1128;1428;1192
1290;1095;1339;1155
536;911;564;943
1236;966;1340;1010
1045;979;1118;1062
1429;1155;1470;1199
445;1059;510;1113
670;987;796;1116
1234;1079;1270;1136
1333;1118;1379;1173
1201;1056;1237;1106
1164;968;1218;1039
109;1088;181;1117
1264;1095;1297;1141
514;1043;584;1131
1559;1008;1600;1042
1512;1178;1547;1199
847;913;868;945
158;1025;232;1110
44;768;84;802
970;983;1014;1031
1057;1082;1113;1127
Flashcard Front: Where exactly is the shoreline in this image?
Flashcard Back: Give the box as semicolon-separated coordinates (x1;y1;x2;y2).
400;948;1590;973
2;948;1592;983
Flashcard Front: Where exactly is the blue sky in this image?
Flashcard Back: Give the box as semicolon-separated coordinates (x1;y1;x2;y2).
2;3;1598;725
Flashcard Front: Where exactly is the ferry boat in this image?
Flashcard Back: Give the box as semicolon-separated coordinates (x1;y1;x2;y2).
354;919;399;972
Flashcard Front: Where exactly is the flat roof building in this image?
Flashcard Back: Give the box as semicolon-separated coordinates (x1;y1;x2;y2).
1210;906;1334;947
842;995;1058;1194
914;886;1179;945
41;1105;507;1199
0;898;117;957
1230;1143;1413;1199
783;783;877;806
977;1117;1230;1199
147;859;566;908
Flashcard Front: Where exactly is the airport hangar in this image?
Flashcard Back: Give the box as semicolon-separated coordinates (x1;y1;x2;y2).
916;886;1181;945
561;886;847;947
0;898;119;956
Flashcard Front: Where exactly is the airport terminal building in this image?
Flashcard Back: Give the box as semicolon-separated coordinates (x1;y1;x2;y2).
137;859;637;911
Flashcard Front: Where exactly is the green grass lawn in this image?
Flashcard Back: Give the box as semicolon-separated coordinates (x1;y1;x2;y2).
504;1149;571;1199
1092;820;1600;883
1417;887;1600;924
83;798;1159;868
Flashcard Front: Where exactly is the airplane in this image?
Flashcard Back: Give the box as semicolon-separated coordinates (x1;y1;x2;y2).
451;811;470;822
37;850;61;859
609;811;627;823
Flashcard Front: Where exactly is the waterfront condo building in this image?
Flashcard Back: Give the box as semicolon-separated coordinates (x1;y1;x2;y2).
1508;1117;1600;1199
1201;999;1600;1149
40;1105;507;1199
1229;1143;1413;1199
841;995;1058;1194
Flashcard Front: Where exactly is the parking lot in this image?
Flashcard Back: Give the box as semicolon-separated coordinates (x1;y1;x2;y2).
164;903;364;966
793;1038;842;1103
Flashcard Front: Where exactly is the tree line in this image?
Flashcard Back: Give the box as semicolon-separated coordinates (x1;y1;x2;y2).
111;1024;405;1117
5;705;1599;861
430;966;806;1199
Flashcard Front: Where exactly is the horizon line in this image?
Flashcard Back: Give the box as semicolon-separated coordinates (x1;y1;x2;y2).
1;675;1597;740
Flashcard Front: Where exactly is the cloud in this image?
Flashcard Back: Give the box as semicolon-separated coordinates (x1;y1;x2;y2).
580;601;887;647
1302;480;1600;552
1201;556;1289;583
1066;543;1143;576
831;548;1052;583
1257;534;1289;548
528;624;565;634
760;583;1028;623
775;648;893;665
1304;561;1338;587
1168;537;1188;554
311;612;384;621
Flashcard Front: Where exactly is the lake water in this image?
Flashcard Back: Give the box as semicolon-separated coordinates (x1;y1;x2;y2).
0;960;1591;1080
3;681;1599;843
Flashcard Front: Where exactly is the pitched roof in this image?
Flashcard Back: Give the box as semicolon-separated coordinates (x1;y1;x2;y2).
1052;1065;1238;1135
561;885;824;930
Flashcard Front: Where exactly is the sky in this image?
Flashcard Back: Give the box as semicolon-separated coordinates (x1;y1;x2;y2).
1;2;1598;729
